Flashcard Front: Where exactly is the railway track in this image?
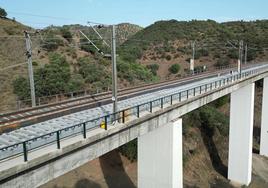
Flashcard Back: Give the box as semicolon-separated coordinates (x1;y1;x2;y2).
0;65;257;133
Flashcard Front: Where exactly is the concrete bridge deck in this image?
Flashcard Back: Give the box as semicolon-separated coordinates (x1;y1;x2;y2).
1;63;268;187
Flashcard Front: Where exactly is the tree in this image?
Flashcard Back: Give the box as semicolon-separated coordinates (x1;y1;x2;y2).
215;57;230;67
13;77;30;100
42;33;63;51
169;64;180;74
0;7;7;18
146;64;159;76
13;54;84;99
60;26;72;42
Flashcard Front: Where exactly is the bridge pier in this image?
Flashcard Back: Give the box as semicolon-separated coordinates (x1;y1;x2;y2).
138;118;183;188
260;77;268;157
228;83;255;186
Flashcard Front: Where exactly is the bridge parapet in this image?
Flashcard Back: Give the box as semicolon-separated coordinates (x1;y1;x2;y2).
1;65;268;187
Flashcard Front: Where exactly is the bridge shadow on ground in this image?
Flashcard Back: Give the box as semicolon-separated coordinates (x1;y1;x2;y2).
74;179;102;188
100;150;136;188
199;126;228;178
253;126;260;154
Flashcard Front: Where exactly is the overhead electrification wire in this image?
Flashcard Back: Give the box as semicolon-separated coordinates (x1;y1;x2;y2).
0;62;28;72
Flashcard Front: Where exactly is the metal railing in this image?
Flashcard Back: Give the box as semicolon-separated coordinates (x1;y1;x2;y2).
14;64;240;110
0;67;265;162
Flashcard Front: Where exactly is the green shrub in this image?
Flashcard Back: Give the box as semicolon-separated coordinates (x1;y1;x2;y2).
60;26;72;42
117;58;156;83
42;34;63;51
0;7;7;17
169;64;180;74
194;65;204;72
78;57;105;83
146;64;159;76
13;77;30;100
119;139;137;162
227;49;238;59
212;96;229;108
165;54;172;61
13;54;84;99
65;74;85;92
66;47;77;59
215;57;230;67
32;61;38;66
199;106;229;136
198;48;209;57
247;49;258;61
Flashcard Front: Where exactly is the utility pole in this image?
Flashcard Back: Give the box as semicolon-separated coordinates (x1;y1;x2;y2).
111;25;118;114
190;41;195;74
238;40;243;73
24;31;36;107
244;43;248;64
192;41;195;62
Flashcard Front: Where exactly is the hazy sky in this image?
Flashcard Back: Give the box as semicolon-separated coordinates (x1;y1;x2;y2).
0;0;267;28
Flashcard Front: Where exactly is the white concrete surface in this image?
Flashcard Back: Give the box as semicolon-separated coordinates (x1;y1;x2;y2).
260;77;268;157
138;118;182;188
228;83;255;186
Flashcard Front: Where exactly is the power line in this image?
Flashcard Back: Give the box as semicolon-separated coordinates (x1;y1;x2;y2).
7;11;81;22
7;11;112;26
88;22;110;48
0;62;28;72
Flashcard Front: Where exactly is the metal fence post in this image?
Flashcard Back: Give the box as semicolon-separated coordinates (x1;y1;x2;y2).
137;105;140;118
105;116;108;130
161;98;163;108
170;95;173;105
57;131;60;149
23;142;28;162
83;123;86;139
150;101;153;113
122;110;125;123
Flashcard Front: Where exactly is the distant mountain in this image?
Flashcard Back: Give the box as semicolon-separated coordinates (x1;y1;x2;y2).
119;20;268;79
61;23;142;44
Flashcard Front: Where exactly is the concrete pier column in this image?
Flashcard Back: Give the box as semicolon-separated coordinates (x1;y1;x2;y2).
260;77;268;157
228;83;255;186
138;119;183;188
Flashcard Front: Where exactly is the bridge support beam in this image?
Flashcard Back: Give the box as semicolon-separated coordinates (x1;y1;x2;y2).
138;118;182;188
260;77;268;157
228;83;255;186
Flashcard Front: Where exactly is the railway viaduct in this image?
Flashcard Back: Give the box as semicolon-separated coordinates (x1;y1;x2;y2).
1;64;268;187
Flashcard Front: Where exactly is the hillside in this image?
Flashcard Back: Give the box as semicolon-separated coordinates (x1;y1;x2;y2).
0;18;31;112
119;20;268;80
0;18;148;112
1;17;268;187
1;19;268;113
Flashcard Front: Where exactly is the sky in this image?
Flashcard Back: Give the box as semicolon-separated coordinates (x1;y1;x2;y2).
0;0;268;28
